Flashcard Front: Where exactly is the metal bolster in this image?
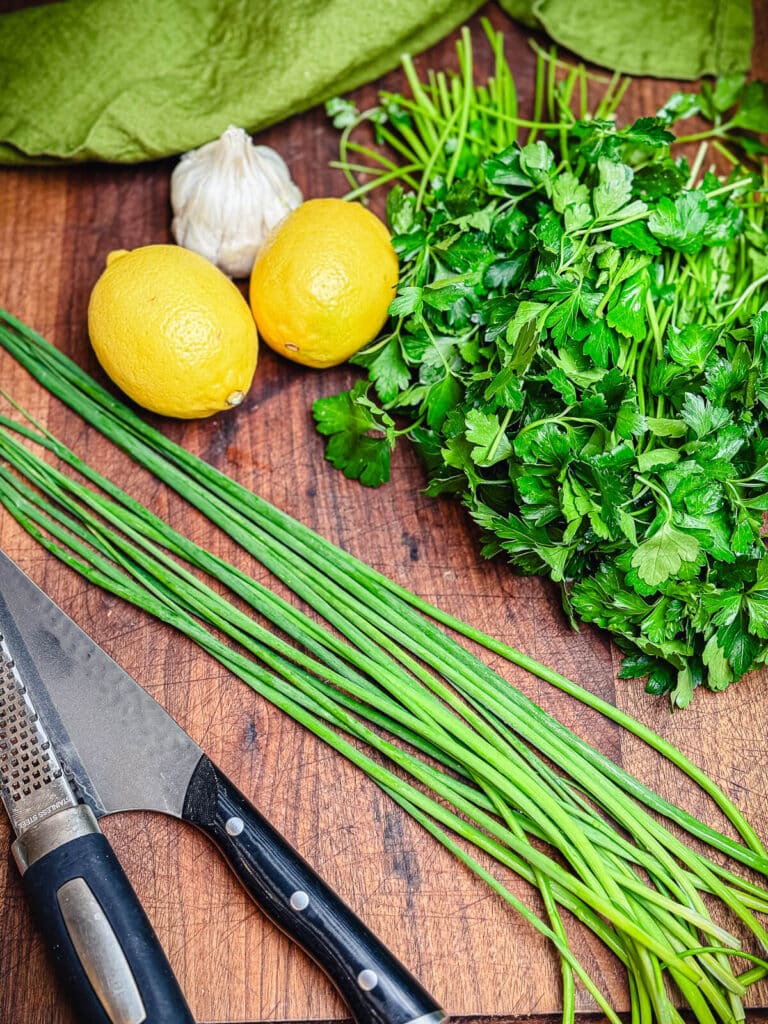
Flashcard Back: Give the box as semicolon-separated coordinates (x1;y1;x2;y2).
57;877;148;1024
12;803;100;874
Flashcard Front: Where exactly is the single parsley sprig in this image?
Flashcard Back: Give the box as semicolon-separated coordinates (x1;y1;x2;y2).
316;26;768;704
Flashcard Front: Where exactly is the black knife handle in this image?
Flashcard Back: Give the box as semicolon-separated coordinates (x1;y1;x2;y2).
182;755;445;1024
16;806;195;1024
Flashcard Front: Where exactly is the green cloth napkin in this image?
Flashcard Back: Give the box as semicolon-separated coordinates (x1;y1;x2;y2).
528;0;754;79
0;0;754;165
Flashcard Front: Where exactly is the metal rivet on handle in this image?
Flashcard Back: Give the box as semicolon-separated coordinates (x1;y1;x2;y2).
357;969;379;991
290;890;310;911
225;816;244;836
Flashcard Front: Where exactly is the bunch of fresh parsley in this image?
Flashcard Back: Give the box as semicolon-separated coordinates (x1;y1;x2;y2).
315;35;768;704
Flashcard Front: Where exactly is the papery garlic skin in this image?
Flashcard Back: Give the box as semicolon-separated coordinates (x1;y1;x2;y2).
170;125;303;278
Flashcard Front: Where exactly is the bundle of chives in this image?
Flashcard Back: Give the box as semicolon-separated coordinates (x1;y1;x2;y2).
1;310;768;1023
0;412;761;1024
0;308;761;862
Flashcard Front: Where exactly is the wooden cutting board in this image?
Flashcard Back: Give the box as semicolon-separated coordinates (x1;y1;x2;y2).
1;5;767;1022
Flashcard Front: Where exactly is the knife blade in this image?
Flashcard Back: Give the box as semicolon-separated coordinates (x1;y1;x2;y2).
0;550;446;1024
0;628;196;1024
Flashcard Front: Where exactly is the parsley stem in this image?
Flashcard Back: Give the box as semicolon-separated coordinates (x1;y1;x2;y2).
335;115;424;193
686;141;710;188
329;164;423;202
558;67;582;171
399;57;441;153
583;210;650;235
487;407;513;461
593;70;622;120
444;27;474;189
596;254;636;316
722;271;768;322
704;175;757;200
675;119;738;144
636;475;673;518
545;44;558;121
528;49;546;145
400;55;438;115
643;293;665;418
414;102;461;209
527;39;615;86
578;65;588;120
470;107;564;130
482;17;518;149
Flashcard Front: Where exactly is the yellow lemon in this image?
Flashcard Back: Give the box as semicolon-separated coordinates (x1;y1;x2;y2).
249;198;399;368
87;245;258;418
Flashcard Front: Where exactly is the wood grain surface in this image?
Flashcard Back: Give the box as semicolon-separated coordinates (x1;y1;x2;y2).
1;4;768;1023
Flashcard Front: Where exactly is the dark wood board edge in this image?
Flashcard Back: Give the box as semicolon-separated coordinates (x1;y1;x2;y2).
199;1017;768;1024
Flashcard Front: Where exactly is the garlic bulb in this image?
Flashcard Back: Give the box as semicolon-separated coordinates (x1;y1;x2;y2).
170;125;302;278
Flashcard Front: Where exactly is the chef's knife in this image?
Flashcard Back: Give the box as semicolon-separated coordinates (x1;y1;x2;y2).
0;550;446;1024
0;626;195;1023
